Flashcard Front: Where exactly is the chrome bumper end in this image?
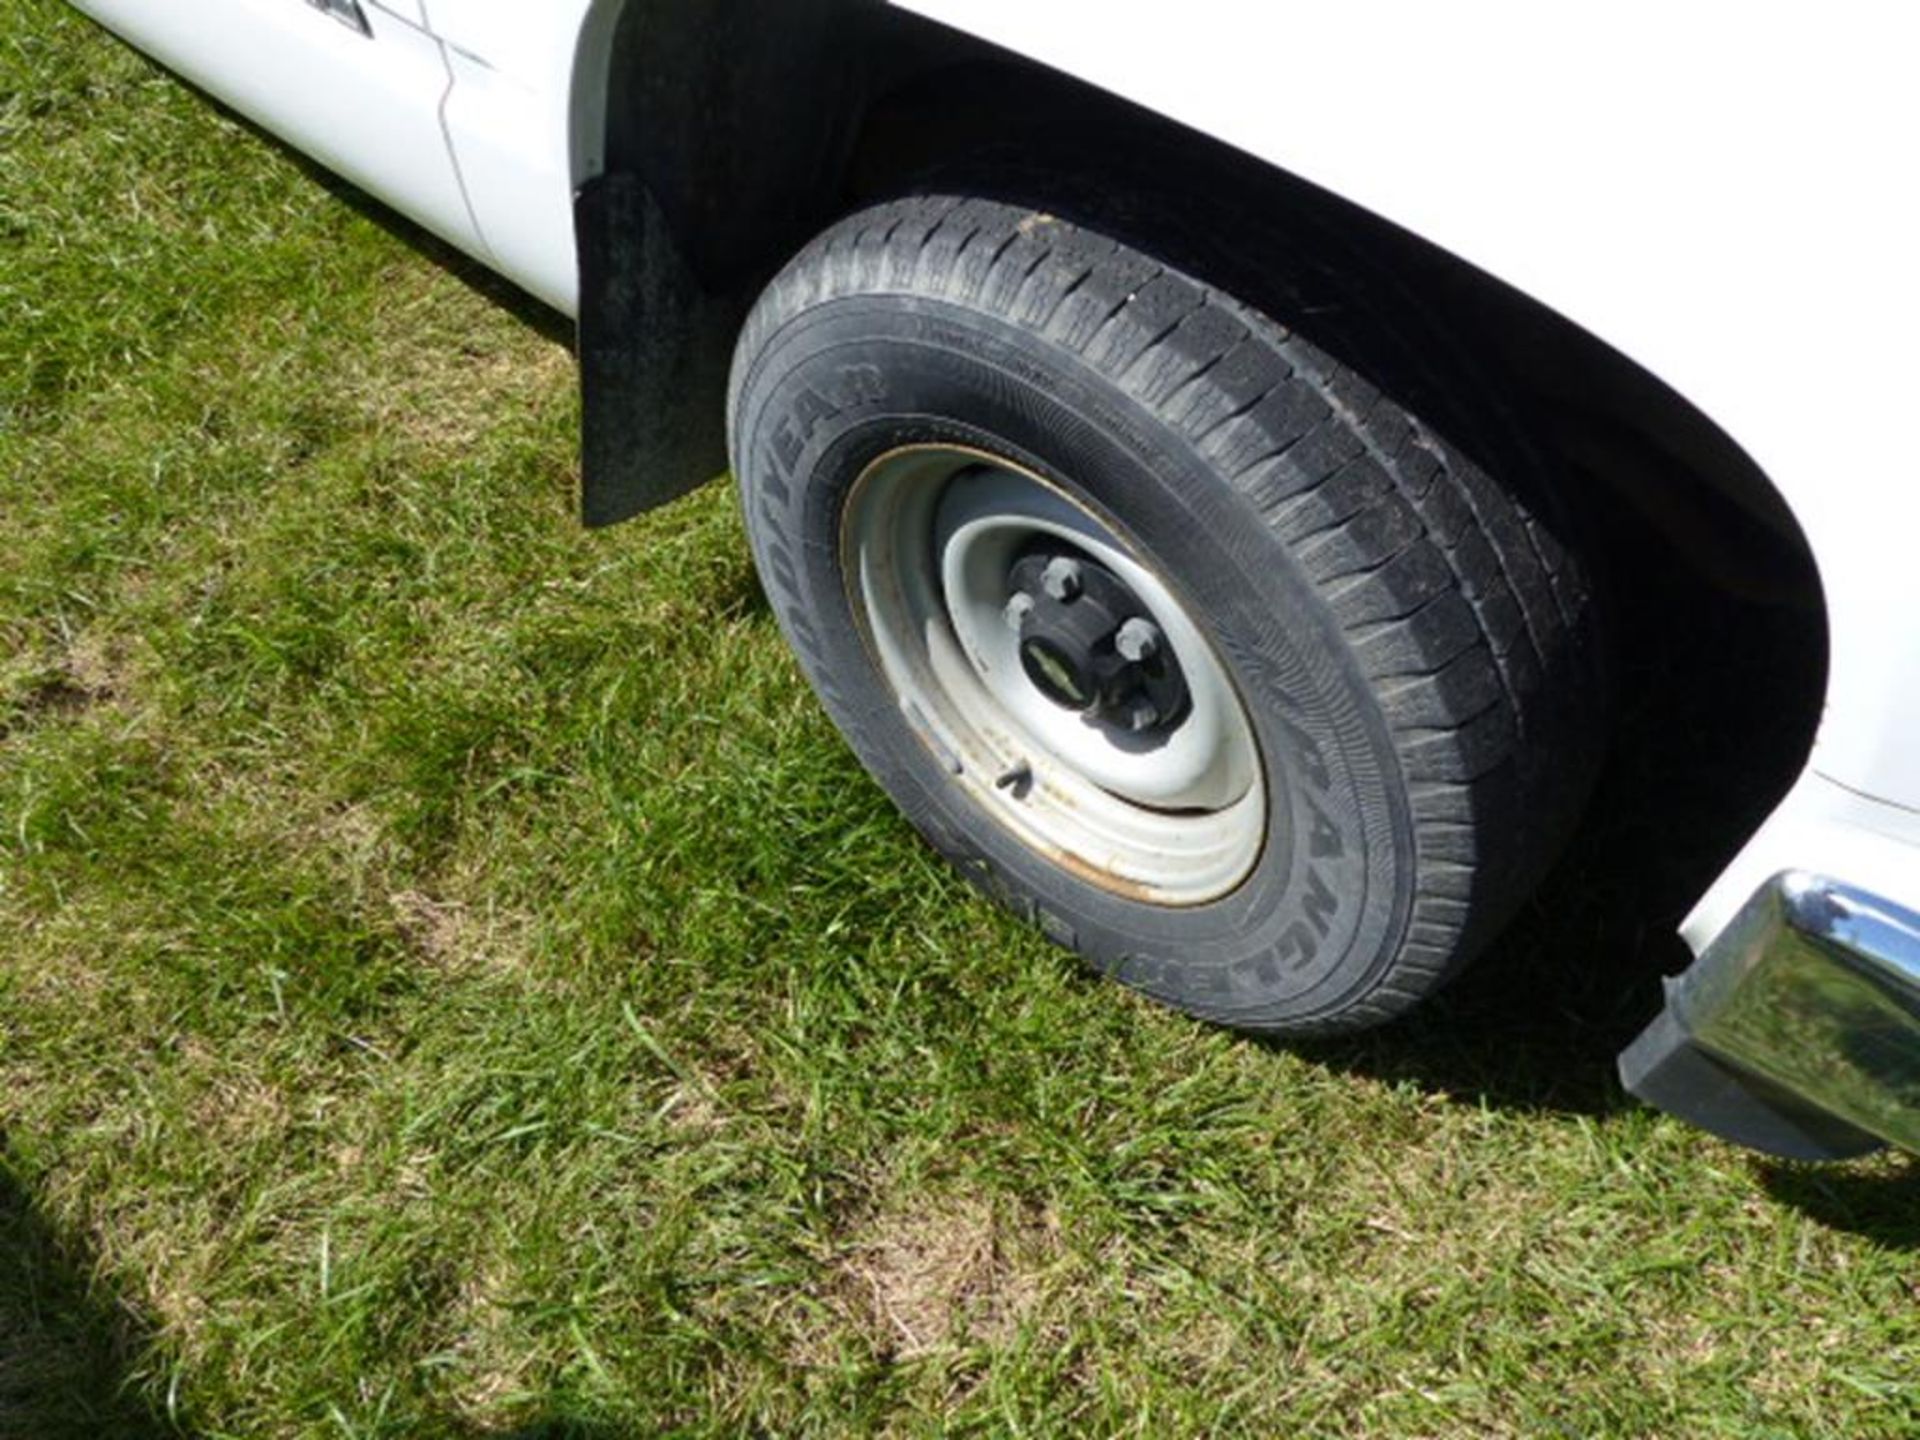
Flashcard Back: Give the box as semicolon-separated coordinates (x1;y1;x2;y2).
1619;872;1920;1160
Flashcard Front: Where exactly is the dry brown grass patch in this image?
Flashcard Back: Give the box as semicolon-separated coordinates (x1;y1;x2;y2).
827;1191;1058;1361
439;1254;539;1427
389;888;474;969
1;628;136;736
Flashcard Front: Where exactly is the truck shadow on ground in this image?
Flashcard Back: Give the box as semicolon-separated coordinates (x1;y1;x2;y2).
1755;1156;1920;1250
0;1147;661;1436
299;165;579;353
0;1151;187;1438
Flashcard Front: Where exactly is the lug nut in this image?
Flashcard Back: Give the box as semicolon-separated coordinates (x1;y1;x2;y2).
1040;557;1083;602
1126;700;1161;732
1003;592;1035;631
1114;617;1162;663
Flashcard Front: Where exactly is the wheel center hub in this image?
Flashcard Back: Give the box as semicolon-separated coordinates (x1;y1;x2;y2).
1003;543;1191;733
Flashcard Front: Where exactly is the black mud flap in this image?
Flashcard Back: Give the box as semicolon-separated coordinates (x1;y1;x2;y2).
574;171;743;527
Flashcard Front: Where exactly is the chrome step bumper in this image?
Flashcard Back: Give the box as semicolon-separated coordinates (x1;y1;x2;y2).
1619;872;1920;1160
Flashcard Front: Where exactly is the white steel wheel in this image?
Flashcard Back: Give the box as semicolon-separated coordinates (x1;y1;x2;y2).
842;445;1266;906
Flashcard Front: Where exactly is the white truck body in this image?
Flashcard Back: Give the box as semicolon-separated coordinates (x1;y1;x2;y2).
65;0;1920;1150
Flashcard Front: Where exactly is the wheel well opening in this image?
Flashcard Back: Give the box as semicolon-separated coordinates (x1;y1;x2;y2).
588;5;1825;879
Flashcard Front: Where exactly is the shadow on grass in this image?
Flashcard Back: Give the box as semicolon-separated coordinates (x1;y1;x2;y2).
296;159;578;353
0;1145;663;1435
1294;510;1828;1122
0;1147;192;1439
1755;1156;1920;1251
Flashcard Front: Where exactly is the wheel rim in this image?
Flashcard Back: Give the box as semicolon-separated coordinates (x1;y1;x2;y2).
841;444;1267;906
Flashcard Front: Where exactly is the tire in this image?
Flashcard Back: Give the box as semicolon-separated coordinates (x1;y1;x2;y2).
728;195;1604;1035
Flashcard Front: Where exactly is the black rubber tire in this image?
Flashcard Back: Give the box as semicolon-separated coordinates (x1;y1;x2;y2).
728;196;1604;1035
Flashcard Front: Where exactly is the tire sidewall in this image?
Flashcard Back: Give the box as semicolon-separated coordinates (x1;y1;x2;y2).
734;295;1416;1027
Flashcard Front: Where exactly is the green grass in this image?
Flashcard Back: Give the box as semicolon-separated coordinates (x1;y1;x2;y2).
3;5;1919;1436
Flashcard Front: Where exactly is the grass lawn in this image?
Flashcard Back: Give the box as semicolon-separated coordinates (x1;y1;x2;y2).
3;5;1918;1436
